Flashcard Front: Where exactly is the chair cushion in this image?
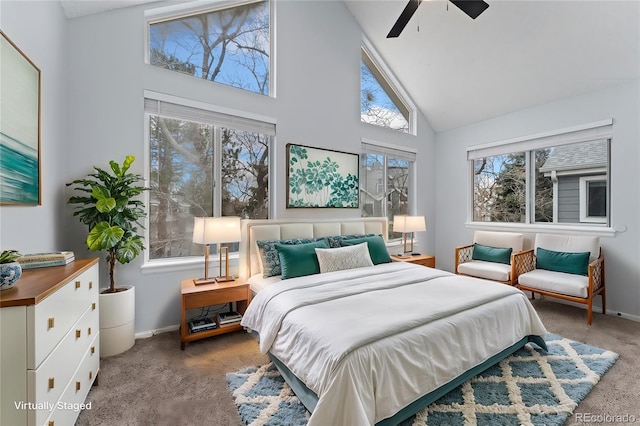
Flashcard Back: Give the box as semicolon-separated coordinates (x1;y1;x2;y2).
535;233;600;263
472;243;512;265
457;260;511;282
518;269;589;298
536;247;589;276
474;231;524;252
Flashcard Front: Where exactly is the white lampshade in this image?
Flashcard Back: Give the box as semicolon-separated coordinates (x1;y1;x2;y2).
393;215;426;233
192;217;241;244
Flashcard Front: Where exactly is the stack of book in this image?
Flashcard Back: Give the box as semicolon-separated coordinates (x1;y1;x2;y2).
188;317;217;333
18;252;75;269
217;311;242;327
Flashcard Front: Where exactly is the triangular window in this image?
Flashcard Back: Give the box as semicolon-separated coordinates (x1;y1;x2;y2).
361;46;411;133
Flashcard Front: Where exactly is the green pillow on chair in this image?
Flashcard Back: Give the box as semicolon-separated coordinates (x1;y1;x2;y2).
471;243;512;265
536;247;590;276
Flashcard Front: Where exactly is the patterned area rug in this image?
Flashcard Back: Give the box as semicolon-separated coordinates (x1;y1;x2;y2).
226;334;618;426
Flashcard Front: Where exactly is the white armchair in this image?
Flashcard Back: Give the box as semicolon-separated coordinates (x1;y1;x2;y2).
455;231;524;285
515;234;605;325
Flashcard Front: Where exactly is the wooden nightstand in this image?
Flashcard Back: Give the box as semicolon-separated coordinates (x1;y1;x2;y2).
391;254;436;268
180;278;251;350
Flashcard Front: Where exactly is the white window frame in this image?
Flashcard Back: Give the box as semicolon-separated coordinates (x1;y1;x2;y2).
466;119;614;236
360;139;417;241
142;91;276;270
579;176;608;224
361;37;416;135
144;0;276;97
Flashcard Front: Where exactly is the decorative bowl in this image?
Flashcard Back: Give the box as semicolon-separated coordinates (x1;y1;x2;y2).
0;261;22;290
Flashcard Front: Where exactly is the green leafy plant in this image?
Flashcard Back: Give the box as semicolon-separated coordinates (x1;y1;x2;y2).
67;156;147;293
0;250;22;264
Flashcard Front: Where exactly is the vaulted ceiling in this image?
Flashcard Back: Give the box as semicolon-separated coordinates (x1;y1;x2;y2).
61;0;640;132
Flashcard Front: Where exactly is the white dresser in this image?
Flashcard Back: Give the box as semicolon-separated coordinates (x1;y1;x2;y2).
0;258;100;426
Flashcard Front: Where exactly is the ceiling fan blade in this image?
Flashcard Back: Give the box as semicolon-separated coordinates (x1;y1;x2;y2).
450;0;489;19
387;0;423;38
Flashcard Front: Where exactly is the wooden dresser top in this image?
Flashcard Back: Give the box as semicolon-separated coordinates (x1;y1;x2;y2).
0;258;99;308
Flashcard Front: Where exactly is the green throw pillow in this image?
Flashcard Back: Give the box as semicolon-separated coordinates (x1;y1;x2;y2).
275;240;330;280
472;243;512;265
340;235;392;265
536;247;590;276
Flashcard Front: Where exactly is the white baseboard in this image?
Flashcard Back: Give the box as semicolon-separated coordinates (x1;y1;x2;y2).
135;324;179;339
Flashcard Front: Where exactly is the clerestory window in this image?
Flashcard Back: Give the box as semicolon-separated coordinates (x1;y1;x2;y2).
360;46;411;134
147;0;272;96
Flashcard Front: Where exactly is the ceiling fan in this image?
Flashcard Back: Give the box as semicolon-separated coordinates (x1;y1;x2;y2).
387;0;490;38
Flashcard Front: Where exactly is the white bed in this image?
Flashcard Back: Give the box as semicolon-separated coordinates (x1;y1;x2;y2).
239;219;547;426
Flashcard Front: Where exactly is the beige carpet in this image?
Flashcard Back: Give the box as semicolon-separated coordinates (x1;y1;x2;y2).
76;299;640;426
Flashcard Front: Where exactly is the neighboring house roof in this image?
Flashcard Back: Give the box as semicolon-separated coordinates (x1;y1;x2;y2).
539;139;607;173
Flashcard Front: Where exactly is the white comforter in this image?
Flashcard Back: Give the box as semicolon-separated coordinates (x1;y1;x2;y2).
241;262;547;426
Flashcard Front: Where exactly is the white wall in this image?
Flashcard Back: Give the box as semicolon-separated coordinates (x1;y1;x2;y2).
435;81;640;319
0;1;68;252
63;1;436;333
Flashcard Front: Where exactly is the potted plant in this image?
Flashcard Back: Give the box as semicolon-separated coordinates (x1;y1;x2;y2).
0;250;23;291
67;155;147;356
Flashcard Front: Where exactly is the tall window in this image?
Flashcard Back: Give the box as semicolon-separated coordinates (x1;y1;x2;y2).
360;143;415;239
468;122;611;227
361;46;411;133
147;0;271;96
145;97;273;260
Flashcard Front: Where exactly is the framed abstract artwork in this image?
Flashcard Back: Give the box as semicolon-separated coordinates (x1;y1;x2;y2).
286;143;359;208
1;31;41;205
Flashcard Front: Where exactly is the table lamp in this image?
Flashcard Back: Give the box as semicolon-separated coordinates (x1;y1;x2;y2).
192;216;241;285
393;215;426;257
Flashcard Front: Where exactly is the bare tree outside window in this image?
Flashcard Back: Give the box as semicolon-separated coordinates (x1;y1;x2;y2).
360;61;409;133
360;153;410;239
149;0;270;95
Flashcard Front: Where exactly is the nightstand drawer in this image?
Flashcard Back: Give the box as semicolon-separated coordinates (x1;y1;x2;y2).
184;285;249;309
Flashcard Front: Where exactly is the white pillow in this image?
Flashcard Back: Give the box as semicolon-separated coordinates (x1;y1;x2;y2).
315;242;374;273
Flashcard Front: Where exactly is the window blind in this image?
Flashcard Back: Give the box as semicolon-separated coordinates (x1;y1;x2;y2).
144;98;276;136
361;141;416;162
467;119;613;160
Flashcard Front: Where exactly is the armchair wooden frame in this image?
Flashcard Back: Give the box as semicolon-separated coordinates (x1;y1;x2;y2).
455;244;519;285
514;249;606;325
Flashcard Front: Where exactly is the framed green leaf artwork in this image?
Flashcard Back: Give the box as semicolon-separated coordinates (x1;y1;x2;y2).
0;31;41;205
286;143;359;208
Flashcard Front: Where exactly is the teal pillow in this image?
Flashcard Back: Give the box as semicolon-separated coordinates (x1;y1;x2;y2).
536;247;590;276
472;243;512;265
340;235;392;265
327;234;375;248
275;240;330;280
257;237;326;277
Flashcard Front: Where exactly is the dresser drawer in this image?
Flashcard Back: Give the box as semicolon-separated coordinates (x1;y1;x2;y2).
27;266;98;369
27;304;99;425
43;334;99;426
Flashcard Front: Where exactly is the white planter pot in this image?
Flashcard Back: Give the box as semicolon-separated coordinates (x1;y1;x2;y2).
99;285;135;357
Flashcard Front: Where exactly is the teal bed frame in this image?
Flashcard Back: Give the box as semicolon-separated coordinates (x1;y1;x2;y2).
268;335;547;426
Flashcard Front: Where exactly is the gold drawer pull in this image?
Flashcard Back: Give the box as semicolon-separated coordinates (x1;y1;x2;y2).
91;346;95;355
92;302;96;310
89;281;93;290
76;329;81;338
75;281;81;289
48;377;55;389
49;421;54;426
76;381;81;391
87;327;92;335
48;318;55;329
89;371;93;380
